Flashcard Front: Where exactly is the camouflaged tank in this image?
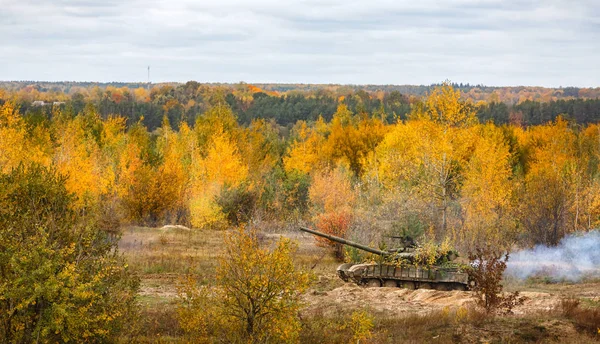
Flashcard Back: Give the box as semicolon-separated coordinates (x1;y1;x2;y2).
299;227;470;290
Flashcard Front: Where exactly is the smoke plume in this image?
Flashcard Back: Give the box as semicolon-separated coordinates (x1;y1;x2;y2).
506;230;600;281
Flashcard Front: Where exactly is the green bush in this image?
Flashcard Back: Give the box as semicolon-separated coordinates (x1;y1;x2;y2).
0;165;139;343
215;183;257;226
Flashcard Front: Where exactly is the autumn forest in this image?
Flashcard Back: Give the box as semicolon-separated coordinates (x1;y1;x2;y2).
2;82;600;247
2;81;600;342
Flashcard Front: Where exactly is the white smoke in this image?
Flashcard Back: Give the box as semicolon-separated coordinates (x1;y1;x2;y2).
506;230;600;281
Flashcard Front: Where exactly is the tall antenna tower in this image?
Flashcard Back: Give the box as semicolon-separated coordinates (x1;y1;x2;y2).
147;66;150;89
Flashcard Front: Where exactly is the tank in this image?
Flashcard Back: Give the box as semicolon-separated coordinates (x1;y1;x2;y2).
299;226;470;291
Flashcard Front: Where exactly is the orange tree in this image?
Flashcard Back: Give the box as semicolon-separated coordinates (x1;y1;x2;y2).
309;167;355;259
314;211;352;259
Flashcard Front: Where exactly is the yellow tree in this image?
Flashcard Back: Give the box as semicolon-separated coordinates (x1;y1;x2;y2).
237;119;282;213
53;113;110;210
0;101;51;173
156;117;189;223
284;118;328;175
0;101;30;172
460;124;516;247
116;121;178;225
309;166;355;257
374;120;422;188
325;104;387;177
189;130;248;229
204;130;248;187
375;85;478;236
238;119;281;180
410;82;477;128
578;124;600;229
309;166;355;215
519;117;579;245
375;119;476;236
194;103;239;152
133;87;149;102
416;121;477;235
116;134;148;222
216;227;311;342
90;115;128;230
410;84;478;234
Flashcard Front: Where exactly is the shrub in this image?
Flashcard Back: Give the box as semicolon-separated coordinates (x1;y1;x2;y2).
280;169;311;215
215;183;257;226
467;246;526;314
0;165;139;342
315;211;352;259
558;297;600;337
347;310;374;343
176;227;312;343
176;275;212;343
217;227;312;342
299;309;373;344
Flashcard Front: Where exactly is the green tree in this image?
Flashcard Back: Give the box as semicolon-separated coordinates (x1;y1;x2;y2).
0;165;138;343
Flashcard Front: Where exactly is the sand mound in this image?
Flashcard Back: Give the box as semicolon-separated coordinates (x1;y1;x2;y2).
304;284;475;316
303;284;559;317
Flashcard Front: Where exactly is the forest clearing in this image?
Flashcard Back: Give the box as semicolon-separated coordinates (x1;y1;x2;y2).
122;226;600;343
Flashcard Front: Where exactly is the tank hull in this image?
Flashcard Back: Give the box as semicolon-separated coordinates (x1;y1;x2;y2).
337;263;470;290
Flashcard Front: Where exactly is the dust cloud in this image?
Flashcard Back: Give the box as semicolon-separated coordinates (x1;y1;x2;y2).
506;231;600;281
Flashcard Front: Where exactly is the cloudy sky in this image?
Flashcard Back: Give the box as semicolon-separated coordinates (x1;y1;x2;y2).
1;0;599;86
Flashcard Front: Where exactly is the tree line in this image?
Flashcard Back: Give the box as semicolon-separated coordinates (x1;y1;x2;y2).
2;83;600;250
2;81;600;131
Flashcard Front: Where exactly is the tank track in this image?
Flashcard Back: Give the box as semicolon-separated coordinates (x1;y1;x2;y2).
337;263;471;291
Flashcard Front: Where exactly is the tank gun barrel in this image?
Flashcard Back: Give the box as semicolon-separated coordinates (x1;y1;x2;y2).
299;226;390;256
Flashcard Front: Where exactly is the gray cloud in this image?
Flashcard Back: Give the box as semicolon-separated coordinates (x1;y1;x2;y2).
0;0;598;86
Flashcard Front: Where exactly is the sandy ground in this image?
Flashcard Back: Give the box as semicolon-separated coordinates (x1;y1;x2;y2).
137;274;564;318
302;278;565;317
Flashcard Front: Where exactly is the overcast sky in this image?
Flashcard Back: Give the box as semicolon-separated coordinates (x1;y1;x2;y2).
1;0;599;86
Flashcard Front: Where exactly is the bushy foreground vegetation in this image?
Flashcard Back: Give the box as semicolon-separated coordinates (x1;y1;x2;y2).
0;166;138;342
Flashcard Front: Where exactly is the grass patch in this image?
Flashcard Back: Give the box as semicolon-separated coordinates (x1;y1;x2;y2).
120;226;223;277
557;297;600;337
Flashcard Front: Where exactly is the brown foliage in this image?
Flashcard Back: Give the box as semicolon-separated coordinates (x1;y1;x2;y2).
315;211;352;259
558;297;600;337
467;246;526;315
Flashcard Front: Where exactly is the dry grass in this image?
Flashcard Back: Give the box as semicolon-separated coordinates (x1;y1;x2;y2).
119;226;222;342
119;226;223;277
556;297;600;337
120;226;342;342
299;307;600;344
